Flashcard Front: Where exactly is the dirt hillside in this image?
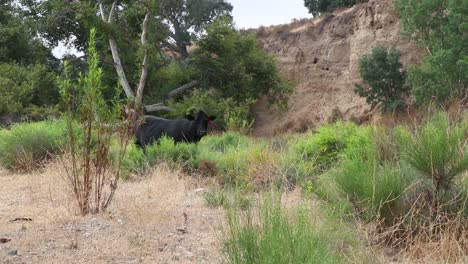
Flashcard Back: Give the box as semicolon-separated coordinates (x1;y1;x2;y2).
251;0;425;136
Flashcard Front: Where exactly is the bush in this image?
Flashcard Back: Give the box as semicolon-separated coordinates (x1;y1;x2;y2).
223;194;357;264
291;122;371;175
334;143;405;221
191;18;291;108
397;113;468;212
0;63;58;116
168;89;254;133
304;0;363;17
0;119;67;171
395;0;467;105
355;46;408;112
197;135;284;189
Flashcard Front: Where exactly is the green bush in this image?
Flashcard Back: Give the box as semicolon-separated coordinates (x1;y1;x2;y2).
0;63;58;115
223;194;356;264
291;122;371;175
0;119;67;170
334;143;404;220
395;0;467;105
304;0;363;17
397;113;468;212
355;46;408;112
191;18;291;108
168;89;254;132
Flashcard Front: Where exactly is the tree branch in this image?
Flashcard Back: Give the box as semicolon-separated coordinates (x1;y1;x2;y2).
99;1;135;100
166;80;199;100
135;11;151;109
145;103;174;112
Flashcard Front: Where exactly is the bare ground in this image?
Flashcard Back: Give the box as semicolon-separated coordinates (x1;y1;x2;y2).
0;163;225;264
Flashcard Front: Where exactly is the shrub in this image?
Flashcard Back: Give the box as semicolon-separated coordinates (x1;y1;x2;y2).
334;143;405;221
355;46;408;112
397;113;468;213
168;89;254;132
304;0;363;17
58;28;132;215
223;194;355;264
191;18;291;108
395;0;467;105
0;63;58;116
290;122;371;175
0;119;67;171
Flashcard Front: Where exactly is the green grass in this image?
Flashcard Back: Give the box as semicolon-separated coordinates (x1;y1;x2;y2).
0;119;68;170
223;193;360;264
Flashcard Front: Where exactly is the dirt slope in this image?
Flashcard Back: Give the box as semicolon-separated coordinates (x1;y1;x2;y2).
252;0;424;136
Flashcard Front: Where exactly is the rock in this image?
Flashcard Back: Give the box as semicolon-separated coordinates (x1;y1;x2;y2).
7;250;18;256
194;188;206;194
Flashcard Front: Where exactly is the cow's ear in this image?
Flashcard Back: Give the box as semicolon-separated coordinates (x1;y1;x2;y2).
208;116;216;124
186;114;195;120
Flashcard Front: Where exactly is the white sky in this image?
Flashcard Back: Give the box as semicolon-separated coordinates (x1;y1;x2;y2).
52;0;311;58
230;0;310;29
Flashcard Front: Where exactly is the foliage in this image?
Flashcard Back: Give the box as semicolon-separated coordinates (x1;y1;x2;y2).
355;46;408;112
224;194;354;264
145;61;196;103
160;0;233;58
397;113;468;212
58;28;132;215
395;0;468;105
116;143;148;179
334;142;405;220
168;89;254;132
0;1;59;116
303;0;362;17
292;122;371;174
0;119;67;171
145;136;199;168
191;18;292;107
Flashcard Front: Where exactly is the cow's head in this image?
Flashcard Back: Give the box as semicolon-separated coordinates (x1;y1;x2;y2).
191;110;216;138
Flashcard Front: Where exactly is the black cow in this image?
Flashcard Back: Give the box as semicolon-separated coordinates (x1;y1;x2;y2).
135;110;216;148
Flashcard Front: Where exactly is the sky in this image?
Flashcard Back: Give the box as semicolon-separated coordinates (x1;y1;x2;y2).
229;0;311;29
52;0;311;58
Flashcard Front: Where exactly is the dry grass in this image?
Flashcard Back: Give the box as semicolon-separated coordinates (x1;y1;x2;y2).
361;198;468;264
0;162;225;263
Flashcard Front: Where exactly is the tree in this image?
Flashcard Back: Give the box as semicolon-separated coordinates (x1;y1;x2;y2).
160;0;232;59
355;46;408;112
191;18;291;107
303;0;362;16
0;0;59;116
395;0;467;105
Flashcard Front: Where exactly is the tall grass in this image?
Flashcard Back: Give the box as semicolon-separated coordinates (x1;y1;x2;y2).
0;119;67;171
397;113;468;213
334;143;405;221
223;193;359;264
